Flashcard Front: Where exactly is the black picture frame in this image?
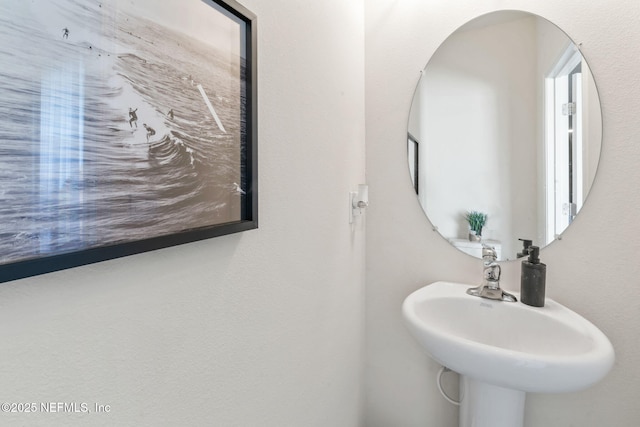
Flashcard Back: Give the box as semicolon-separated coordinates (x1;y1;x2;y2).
0;0;258;283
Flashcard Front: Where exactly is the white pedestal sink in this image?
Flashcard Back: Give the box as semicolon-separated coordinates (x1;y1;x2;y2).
402;281;615;427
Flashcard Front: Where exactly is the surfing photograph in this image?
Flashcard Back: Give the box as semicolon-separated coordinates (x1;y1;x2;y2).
0;0;252;267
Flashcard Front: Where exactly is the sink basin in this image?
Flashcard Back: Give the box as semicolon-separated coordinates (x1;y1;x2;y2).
402;281;614;393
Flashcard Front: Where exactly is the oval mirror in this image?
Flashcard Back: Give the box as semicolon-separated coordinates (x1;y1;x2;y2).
408;10;602;261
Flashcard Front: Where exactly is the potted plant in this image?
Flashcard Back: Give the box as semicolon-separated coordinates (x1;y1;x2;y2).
465;211;487;241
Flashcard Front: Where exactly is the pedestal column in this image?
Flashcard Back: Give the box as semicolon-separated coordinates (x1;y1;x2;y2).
459;376;526;427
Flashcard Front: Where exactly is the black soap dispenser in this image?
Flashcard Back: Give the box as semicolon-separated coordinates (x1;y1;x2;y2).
520;246;546;307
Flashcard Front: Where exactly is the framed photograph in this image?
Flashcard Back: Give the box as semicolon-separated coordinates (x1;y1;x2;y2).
0;0;257;283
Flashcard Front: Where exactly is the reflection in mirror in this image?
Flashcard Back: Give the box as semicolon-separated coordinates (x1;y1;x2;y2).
408;11;602;261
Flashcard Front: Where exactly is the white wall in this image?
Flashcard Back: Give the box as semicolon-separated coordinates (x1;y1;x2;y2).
0;1;366;426
365;1;640;427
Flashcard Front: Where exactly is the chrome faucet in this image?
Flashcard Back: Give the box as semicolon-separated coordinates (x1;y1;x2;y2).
466;245;517;302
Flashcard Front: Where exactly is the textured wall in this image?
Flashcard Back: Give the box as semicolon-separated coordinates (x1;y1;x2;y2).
0;1;366;426
365;0;640;426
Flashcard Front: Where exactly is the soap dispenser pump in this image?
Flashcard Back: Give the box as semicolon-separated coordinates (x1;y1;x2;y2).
516;238;533;258
520;246;546;307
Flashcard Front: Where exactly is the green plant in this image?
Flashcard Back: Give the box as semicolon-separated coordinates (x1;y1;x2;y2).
465;211;487;235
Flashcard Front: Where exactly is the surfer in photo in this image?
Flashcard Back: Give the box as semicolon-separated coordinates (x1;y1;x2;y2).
62;27;69;39
143;123;156;142
167;108;174;120
128;107;138;128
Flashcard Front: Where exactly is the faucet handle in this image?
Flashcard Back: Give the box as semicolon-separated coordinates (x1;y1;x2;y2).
481;244;497;261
